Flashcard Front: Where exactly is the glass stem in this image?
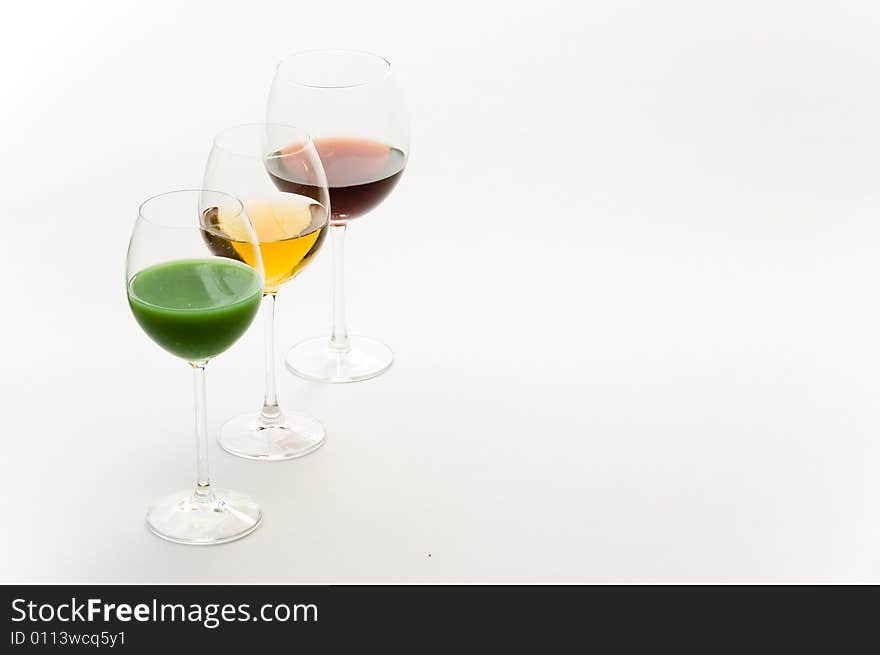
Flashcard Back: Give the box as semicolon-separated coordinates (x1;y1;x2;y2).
330;223;351;352
191;362;213;501
261;292;284;425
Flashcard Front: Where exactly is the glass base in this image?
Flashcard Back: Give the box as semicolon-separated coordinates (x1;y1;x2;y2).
285;335;393;383
219;412;326;461
145;488;262;545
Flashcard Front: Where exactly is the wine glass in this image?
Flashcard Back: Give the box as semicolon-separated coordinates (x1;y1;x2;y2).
267;49;409;383
126;189;265;545
203;123;331;460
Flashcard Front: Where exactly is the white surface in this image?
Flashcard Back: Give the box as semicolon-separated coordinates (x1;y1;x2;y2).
3;0;880;582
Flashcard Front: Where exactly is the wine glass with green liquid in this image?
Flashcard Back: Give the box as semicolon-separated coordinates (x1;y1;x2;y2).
126;189;265;545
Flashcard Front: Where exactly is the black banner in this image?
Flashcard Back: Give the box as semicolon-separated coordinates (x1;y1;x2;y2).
1;585;876;651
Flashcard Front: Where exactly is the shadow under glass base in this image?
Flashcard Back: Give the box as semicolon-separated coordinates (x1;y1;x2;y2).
218;412;325;461
145;488;262;546
285;335;393;383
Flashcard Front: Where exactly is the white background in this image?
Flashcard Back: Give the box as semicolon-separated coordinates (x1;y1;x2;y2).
2;0;880;582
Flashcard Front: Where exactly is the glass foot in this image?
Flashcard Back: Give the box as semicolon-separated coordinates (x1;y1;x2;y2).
219;412;325;461
285;335;393;383
145;488;262;545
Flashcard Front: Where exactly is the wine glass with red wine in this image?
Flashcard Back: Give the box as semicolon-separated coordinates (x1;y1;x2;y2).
267;49;409;383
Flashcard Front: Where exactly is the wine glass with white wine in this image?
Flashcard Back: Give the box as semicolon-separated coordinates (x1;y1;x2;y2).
203;123;331;460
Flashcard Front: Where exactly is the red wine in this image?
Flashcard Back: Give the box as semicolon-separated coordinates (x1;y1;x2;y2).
268;137;406;225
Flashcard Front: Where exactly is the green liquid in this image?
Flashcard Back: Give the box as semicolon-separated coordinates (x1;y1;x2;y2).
128;258;263;362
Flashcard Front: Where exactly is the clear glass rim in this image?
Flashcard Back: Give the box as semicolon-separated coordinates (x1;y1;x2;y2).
275;48;392;89
212;123;313;159
137;189;245;231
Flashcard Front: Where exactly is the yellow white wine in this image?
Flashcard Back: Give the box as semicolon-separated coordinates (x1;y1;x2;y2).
202;196;327;293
